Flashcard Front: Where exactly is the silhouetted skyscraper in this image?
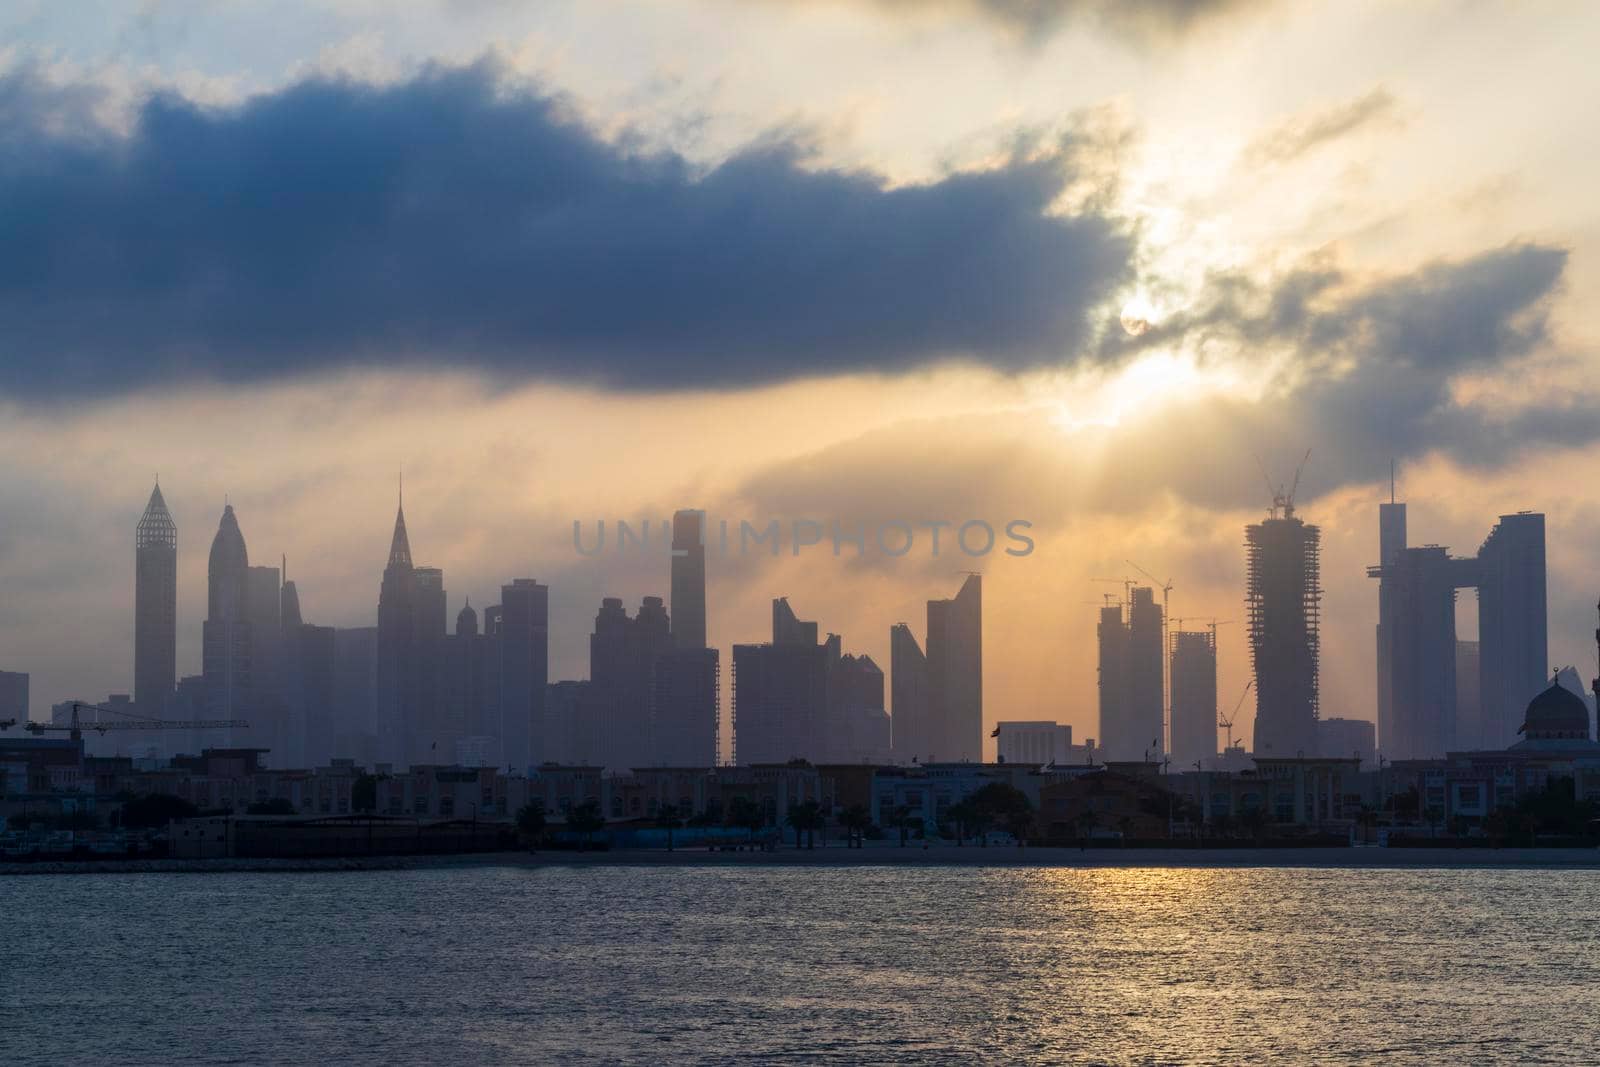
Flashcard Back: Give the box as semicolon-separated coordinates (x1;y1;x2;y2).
1456;639;1481;747
376;494;415;766
588;595;668;770
1369;503;1547;755
446;599;499;763
411;566;448;761
1246;508;1321;756
280;558;303;629
1375;546;1468;758
823;643;891;763
0;670;27;728
1096;586;1163;762
1476;513;1547;748
375;490;448;768
202;504;251;734
499;579;549;771
1370;488;1463;759
655;509;721;766
1097;603;1132;760
247;563;285;764
735;599;891;765
671;510;707;651
651;647;721;766
1373;493;1406;756
1127;586;1164;760
544;678;592;765
333;626;377;765
1169;629;1217;768
134;481;177;716
889;622;928;761
286;623;336;769
732;598;829;765
926;574;982;763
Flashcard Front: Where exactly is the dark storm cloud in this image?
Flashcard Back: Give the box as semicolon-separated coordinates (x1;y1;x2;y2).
1112;243;1591;493
737;242;1593;533
0;60;1134;398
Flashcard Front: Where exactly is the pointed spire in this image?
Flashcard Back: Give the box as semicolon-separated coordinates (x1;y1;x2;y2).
387;482;413;570
137;480;177;550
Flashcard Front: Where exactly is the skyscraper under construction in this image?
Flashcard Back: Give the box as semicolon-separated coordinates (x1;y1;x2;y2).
1246;499;1321;757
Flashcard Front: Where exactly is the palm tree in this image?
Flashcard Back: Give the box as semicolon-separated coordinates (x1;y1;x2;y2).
516;801;547;851
352;773;379;814
786;801;824;849
971;782;1031;848
727;795;764;845
945;800;976;846
804;803;825;849
1354;805;1378;845
889;804;918;847
838;804;871;848
656;803;683;852
567;800;605;851
1076;809;1098;850
1005;809;1033;850
1425;805;1445;839
1239;806;1268;844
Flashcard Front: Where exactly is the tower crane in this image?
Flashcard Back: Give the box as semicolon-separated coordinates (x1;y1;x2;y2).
1256;448;1313;519
23;702;248;743
1091;576;1136;606
1218;680;1252;751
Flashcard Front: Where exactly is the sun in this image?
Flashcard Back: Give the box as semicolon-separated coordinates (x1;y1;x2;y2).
1119;294;1159;337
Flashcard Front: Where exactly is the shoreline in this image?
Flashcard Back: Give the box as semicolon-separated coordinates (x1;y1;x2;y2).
6;844;1600;876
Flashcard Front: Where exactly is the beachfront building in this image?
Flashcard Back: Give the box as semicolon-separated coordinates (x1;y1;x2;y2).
1383;680;1600;828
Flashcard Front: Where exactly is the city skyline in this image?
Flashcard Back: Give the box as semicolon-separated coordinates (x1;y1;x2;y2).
1;471;1588;770
3;1;1599;758
6;6;1600;1066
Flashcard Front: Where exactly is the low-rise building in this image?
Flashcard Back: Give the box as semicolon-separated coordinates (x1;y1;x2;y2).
994;721;1073;766
1381;681;1600;829
1037;769;1175;840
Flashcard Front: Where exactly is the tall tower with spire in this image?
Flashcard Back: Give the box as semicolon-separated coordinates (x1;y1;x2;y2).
202;503;252;725
377;485;415;766
376;479;447;767
134;481;177;715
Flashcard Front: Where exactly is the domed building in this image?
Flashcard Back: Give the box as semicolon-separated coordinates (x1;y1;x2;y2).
1510;677;1599;751
1383;610;1600;829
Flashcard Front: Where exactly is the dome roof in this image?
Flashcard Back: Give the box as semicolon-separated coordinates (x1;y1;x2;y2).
1518;681;1591;741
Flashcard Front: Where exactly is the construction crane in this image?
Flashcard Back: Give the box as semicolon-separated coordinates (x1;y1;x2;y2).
1218;680;1252;751
24;702;248;742
1257;448;1313;519
1091;576;1136;606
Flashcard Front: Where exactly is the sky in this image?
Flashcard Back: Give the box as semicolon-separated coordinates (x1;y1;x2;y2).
1;0;1597;753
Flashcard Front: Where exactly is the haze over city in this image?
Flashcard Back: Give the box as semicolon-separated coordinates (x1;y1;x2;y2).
7;5;1600;1065
3;1;1597;754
